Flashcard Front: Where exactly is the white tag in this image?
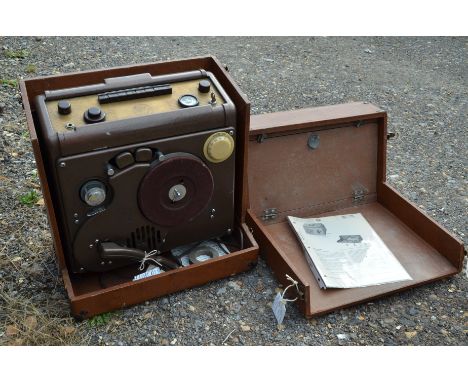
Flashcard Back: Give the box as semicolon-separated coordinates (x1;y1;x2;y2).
272;292;287;325
194;254;211;262
133;266;164;281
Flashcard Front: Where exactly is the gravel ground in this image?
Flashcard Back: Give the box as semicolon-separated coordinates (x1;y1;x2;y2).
0;37;466;345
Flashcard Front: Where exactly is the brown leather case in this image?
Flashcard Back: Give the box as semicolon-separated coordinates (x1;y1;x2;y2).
20;56;259;319
246;102;465;317
21;57;464;319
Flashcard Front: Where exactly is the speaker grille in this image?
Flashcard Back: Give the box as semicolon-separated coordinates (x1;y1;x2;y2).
126;225;160;251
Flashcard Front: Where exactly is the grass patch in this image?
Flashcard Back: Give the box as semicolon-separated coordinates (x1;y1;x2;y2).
0;290;88;345
4;49;29;59
88;312;113;327
19;190;40;206
25;64;37;74
1;79;18;88
21;130;30;140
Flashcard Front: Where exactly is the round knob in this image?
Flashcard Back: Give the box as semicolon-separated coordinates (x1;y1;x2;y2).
88;107;101;118
57;100;71;115
198;80;211;93
80;180;107;207
84;107;106;123
203;132;235;163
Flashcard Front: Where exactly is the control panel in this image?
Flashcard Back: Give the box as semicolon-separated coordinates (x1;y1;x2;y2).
45;78;225;133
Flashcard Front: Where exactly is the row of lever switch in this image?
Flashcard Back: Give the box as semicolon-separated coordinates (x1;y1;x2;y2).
98;84;172;104
114;148;153;169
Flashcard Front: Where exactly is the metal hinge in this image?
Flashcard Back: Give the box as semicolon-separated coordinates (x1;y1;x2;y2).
256;133;267;143
352;184;368;203
262;208;278;221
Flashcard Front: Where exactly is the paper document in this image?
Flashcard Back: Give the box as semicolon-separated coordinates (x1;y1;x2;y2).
288;213;412;289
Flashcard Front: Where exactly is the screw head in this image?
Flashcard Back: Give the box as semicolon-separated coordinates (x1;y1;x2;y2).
89;244;93;249
107;167;115;176
229;130;234;136
60;162;66;167
227;228;232;234
74;219;79;224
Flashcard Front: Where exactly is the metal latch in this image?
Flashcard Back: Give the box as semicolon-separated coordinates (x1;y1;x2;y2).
262;208;278;221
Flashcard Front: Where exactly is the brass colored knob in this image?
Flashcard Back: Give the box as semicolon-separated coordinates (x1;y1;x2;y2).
203;132;235;163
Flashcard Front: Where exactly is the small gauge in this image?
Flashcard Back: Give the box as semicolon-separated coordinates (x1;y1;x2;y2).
178;94;199;108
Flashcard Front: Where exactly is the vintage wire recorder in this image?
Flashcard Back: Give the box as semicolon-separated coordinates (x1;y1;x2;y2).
35;69;238;273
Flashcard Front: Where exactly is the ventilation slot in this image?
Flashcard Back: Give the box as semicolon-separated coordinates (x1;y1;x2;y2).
126;226;160;251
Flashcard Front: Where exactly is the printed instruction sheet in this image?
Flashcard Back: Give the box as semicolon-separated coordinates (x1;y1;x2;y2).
288;213;412;289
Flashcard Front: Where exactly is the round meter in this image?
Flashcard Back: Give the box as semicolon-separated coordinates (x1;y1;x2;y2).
178;94;199;108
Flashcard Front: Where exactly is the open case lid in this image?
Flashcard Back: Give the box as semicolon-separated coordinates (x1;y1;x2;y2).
246;102;465;316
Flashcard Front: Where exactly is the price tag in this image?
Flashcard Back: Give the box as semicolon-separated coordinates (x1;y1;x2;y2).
272;292;287;325
271;274;300;325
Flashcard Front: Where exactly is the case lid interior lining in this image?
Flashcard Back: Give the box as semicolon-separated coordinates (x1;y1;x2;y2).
248;120;379;222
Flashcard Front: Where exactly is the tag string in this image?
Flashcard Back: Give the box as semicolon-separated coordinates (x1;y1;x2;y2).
281;274;300;302
139;250;163;271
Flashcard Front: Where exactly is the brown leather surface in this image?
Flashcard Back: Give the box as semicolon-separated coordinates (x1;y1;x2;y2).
247;104;464;317
248;120;378;219
378;182;464;270
250;102;385;135
264;202;458;315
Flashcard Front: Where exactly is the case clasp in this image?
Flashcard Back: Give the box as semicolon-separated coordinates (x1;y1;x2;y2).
262;208;278;221
352;184;368;203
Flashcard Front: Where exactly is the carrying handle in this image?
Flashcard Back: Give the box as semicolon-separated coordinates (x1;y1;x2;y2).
103;73;153;87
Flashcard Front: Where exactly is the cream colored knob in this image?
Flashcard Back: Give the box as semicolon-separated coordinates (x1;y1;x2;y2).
203;132;235;163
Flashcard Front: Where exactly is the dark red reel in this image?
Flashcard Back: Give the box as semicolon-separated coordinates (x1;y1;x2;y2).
138;153;214;227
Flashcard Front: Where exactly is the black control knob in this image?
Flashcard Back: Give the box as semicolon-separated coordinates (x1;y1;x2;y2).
198;80;211;93
84;106;106;123
88;107;101;119
57;100;71;115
